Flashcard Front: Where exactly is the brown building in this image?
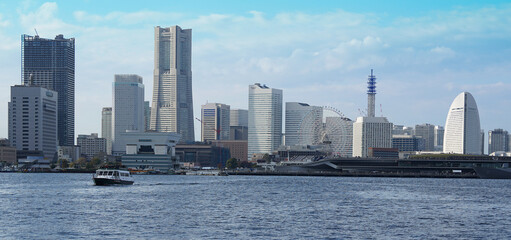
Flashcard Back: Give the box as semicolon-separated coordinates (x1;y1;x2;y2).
0;147;17;165
212;140;248;162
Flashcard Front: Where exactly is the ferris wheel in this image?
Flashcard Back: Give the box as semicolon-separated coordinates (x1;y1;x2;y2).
298;106;353;157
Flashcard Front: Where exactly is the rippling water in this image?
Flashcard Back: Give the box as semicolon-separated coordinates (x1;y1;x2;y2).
1;173;510;239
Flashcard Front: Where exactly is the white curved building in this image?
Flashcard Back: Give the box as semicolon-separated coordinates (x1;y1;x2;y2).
443;92;481;155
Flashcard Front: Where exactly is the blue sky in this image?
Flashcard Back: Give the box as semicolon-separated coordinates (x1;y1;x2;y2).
1;0;510;149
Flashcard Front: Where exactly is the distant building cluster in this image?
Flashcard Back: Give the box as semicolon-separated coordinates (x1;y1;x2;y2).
2;25;509;171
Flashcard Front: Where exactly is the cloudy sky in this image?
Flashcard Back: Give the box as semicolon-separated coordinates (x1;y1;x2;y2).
0;0;510;146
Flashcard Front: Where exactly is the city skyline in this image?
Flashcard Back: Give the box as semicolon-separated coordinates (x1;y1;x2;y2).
0;1;510;142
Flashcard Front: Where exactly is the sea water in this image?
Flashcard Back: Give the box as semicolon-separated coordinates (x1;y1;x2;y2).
1;173;510;239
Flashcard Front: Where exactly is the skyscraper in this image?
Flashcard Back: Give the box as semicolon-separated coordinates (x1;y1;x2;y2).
248;83;283;159
230;109;248;141
150;26;194;141
415;123;435;151
144;101;151;131
434;125;444;151
101;107;112;155
112;74;145;155
230;109;248;127
285;102;322;147
488;129;509;154
21;34;75;146
201;103;230;141
443;92;481;155
352;70;393;158
9;84;58;159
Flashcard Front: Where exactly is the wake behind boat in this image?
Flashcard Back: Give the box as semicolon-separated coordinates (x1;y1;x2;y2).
93;169;134;185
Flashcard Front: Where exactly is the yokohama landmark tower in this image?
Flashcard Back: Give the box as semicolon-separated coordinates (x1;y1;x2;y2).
150;26;194;141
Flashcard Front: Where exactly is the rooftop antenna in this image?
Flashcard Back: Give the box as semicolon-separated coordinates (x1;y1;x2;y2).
34;28;39;37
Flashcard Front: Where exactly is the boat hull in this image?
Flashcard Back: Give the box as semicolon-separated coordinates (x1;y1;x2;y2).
93;177;134;186
473;167;511;179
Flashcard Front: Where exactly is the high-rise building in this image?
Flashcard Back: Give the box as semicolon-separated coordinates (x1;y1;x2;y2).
101;107;112;154
248;83;283;159
144;101;151;131
285;102;323;147
415;124;435;151
488;129;509;154
21;34;75;146
230;109;248;127
434;125;444;151
392;135;425;152
353;117;393;157
230;109;248;141
112;74;145;155
443;92;481;155
8;84;58;159
201;103;230;141
352;70;393;158
77;133;106;159
150;26;194;141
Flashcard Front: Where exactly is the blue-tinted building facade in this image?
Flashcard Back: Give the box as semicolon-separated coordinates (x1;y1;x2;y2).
21;34;75;146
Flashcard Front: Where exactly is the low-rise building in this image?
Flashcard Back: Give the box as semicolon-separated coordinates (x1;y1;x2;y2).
77;133;107;159
175;142;231;168
120;131;180;172
212;140;248;162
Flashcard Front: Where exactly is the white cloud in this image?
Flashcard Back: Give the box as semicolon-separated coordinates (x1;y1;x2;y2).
1;2;511;139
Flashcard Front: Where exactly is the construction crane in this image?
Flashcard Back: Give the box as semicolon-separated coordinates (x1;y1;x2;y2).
195;117;223;140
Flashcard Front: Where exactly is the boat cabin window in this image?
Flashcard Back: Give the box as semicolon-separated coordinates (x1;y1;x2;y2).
108;171;113;176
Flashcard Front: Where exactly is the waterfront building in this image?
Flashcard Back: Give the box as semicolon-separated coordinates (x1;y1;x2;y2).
175;142;231;168
112;74;145;155
434;125;444;151
57;145;80;163
443;92;482;155
120;131;180;172
352;70;393;158
201;103;230;141
8;84;58;159
77;133;106;159
101;107;112;154
21;34;75;146
0;139;16;165
150;25;194;142
248;83;283;159
212;140;248;162
488;128;505;154
353;117;393;157
415;123;435;151
230;109;248;127
392;135;425;152
285;102;323;147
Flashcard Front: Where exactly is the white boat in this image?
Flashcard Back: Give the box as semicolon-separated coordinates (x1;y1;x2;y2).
93;169;134;185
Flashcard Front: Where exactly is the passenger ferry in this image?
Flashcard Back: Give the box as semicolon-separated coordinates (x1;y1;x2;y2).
93;169;134;185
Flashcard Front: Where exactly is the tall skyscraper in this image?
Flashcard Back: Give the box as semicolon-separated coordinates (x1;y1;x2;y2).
150;26;194;141
230;109;248;127
101;107;112;155
9;84;58;159
144;101;151;131
21;34;75;146
353;70;393;158
488;129;509;154
201;103;230;141
443;92;481;155
230;109;248;141
112;74;145;155
415;123;435;151
434;125;444;151
248;83;283;159
285;102;322;146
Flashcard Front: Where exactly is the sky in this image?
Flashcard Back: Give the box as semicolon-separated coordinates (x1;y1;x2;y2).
0;0;510;148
